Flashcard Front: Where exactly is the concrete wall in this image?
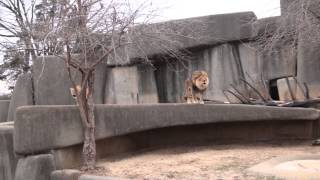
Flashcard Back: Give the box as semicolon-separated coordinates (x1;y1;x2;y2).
0;100;10;122
14;104;319;155
0;122;17;180
7;74;34;122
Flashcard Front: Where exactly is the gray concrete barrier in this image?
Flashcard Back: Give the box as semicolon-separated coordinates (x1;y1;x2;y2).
14;104;320;155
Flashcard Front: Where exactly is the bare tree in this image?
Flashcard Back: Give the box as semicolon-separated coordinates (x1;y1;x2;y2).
0;0;59;85
44;0;193;170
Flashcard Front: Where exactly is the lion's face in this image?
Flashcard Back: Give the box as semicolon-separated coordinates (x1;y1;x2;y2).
194;75;209;91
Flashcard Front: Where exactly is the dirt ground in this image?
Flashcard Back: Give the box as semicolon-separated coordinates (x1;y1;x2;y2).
86;141;320;180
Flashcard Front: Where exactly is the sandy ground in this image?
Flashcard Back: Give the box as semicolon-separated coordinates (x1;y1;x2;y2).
85;141;320;180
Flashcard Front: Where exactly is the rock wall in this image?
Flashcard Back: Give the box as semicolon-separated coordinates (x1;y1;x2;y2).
7;74;34;122
0;100;9;122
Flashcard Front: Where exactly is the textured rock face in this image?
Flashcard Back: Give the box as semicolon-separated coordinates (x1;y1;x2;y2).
32;56;107;105
108;12;257;66
105;65;158;104
258;46;297;81
7;74;34;122
0;123;17;180
51;169;81;180
0;100;10;122
14;104;319;155
14;154;55;180
32;56;75;105
156;44;246;103
296;1;320;99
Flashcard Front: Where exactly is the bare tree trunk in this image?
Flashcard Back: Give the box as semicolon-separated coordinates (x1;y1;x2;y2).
78;71;96;170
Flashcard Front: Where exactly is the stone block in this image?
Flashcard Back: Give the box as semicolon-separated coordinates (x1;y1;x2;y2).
52;136;137;169
277;77;306;101
0;100;10;122
14;154;55;180
297;11;320;99
105;66;139;104
156;43;246;102
32;56;76;105
251;16;297;81
108;12;257;66
105;65;158;104
137;65;159;103
7;74;34;122
32;56;107;105
51;169;81;180
14;104;319;155
0;122;16;180
258;45;297;81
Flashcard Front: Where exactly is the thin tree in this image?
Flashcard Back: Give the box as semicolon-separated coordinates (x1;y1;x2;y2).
0;0;59;85
46;0;194;170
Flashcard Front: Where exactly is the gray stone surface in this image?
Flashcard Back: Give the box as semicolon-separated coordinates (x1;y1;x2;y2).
258;45;297;81
32;56;107;105
0;122;16;180
7;74;34;122
32;56;76;105
0;100;10;122
105;66;139;104
0;95;10;100
156;44;246;103
108;12;257;65
297;5;320;99
51;169;81;180
14;104;319;155
137;65;159;103
105;65;158;104
277;77;306;101
14;154;55;180
252;16;279;37
251;16;297;81
238;43;269;99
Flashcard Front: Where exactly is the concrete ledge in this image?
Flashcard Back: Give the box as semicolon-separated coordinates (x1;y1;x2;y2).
14;104;320;155
14;154;55;180
0;122;17;180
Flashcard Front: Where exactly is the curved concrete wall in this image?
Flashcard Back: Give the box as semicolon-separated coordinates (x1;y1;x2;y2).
14;104;319;155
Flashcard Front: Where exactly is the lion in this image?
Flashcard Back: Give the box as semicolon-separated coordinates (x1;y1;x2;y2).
183;70;209;104
70;85;89;101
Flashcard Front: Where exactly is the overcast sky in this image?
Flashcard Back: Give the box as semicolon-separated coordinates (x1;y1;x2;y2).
154;0;280;20
0;0;280;95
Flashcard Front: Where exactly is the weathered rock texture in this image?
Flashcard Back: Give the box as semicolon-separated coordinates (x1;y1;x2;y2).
108;12;257;65
297;16;320;99
32;56;107;105
7;74;34;121
0;100;10;122
0;122;17;180
14;154;55;180
104;65;158;104
51;169;81;180
14;104;319;155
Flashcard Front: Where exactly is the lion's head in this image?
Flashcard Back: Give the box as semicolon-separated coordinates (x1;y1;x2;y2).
192;71;209;91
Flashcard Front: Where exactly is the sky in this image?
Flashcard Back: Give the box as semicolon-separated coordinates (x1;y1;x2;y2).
0;0;280;95
153;0;280;20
